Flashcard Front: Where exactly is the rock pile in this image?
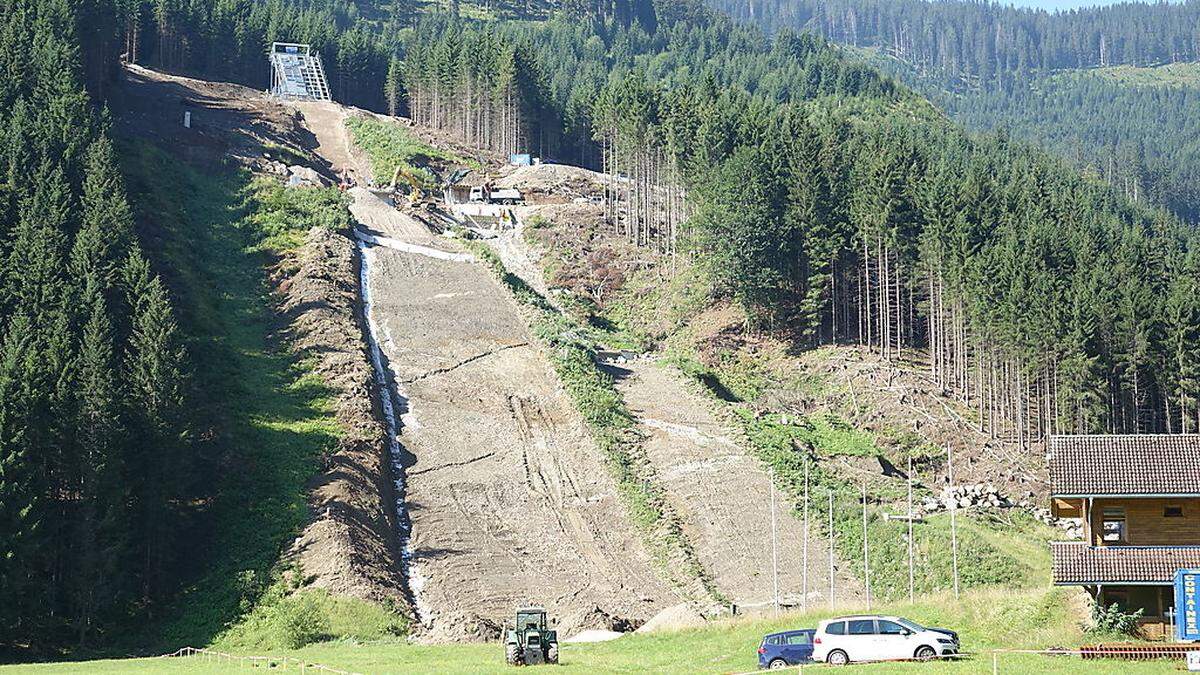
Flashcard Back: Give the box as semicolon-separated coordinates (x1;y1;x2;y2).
1028;506;1085;539
919;483;1010;513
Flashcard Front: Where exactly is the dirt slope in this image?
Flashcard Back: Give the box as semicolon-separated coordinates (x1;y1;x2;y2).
297;109;686;639
605;359;863;610
361;207;682;640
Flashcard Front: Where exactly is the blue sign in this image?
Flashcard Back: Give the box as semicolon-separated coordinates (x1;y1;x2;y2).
1177;569;1200;641
509;153;532;166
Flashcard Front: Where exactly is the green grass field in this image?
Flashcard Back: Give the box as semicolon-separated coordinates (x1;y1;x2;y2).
1;586;1177;673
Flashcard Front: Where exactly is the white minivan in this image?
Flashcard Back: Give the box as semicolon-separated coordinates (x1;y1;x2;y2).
811;615;959;665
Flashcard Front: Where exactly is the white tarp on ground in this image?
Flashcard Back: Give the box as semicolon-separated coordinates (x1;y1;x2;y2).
354;229;475;263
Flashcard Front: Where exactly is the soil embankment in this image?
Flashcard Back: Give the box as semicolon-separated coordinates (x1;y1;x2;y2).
276;226;410;609
300;109;686;640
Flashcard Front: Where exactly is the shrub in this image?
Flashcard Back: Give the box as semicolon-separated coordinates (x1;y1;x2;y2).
1089;601;1144;635
274;594;330;649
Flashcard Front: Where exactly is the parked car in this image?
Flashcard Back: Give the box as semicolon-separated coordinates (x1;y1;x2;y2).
811;615;959;665
758;629;815;669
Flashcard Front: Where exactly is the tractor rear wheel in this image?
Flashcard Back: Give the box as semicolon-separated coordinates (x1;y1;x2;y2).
505;643;520;666
547;645;559;664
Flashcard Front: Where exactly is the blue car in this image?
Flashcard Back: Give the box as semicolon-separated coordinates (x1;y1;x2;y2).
758;629;815;669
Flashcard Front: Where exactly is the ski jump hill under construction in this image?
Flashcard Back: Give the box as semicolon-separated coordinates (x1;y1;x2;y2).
269;42;331;101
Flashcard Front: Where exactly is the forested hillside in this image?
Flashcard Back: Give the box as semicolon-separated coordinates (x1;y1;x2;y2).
708;0;1200;223
0;0;189;651
6;0;1200;660
711;0;1200;90
402;4;1200;444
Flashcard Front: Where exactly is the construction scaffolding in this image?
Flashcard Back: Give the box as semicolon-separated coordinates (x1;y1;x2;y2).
268;42;331;101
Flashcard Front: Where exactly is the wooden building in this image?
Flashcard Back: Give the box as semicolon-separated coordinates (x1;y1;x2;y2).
1049;434;1200;639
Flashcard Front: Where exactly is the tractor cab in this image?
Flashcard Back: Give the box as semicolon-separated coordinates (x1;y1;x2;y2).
505;607;559;666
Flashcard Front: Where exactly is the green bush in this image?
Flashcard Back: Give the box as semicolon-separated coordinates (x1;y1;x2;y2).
344;116;475;182
1090;602;1144;635
246;179;351;254
274;594;330;649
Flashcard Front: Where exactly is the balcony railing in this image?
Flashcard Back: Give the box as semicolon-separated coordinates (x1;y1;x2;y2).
1051;541;1200;585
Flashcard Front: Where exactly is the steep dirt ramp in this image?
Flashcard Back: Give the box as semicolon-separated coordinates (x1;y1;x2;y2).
356;195;681;640
605;359;863;611
293;101;370;180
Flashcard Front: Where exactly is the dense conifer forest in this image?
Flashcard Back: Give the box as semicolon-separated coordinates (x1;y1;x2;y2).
0;0;189;651
711;0;1200;89
401;5;1200;444
4;0;1200;657
708;0;1200;223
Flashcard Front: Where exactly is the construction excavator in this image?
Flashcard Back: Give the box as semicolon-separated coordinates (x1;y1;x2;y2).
389;164;435;209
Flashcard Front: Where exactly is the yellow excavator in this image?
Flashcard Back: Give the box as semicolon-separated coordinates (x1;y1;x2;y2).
389;164;434;208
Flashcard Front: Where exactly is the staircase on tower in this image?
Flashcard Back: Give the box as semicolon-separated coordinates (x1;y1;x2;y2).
269;42;331;101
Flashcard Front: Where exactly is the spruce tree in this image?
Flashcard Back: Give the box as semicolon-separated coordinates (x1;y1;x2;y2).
72;286;126;641
123;266;185;601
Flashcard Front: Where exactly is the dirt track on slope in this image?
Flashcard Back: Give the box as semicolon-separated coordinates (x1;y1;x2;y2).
362;216;682;640
605;359;863;611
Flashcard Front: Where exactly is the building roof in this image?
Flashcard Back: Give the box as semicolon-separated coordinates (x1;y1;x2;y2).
1048;434;1200;496
1052;541;1200;584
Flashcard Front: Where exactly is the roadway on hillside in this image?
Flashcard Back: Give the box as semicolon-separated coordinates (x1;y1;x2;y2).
299;106;684;640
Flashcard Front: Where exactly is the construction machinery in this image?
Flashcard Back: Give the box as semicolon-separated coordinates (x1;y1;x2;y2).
389;164;435;208
470;184;524;205
504;607;559;666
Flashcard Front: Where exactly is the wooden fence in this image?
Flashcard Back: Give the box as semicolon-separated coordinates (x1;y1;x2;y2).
162;646;362;674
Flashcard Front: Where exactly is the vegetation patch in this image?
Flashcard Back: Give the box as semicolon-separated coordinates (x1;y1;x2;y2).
344;116;475;186
120;142;390;649
667;352;1051;600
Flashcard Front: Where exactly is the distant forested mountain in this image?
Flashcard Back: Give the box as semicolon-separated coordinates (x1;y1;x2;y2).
711;0;1200;90
707;0;1200;222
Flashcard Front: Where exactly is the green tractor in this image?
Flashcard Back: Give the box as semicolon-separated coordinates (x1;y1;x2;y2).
504;607;559;666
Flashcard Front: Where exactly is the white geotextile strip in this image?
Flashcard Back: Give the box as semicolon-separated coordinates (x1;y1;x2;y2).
354;228;474;263
358;241;433;627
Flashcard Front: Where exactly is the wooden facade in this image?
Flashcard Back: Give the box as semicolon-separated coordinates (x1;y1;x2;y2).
1087;498;1200;547
1047;435;1200;641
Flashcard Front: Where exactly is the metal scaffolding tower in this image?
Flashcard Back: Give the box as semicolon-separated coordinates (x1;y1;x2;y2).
269;42;331;101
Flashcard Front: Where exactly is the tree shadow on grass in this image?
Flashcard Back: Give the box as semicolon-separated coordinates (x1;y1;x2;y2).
119;141;344;654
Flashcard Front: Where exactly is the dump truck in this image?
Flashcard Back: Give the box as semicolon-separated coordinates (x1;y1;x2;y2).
470;184;524;205
504;607;559;666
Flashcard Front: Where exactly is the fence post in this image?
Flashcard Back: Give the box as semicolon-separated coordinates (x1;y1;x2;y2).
828;489;835;609
992;651;998;675
907;453;914;604
770;468;780;615
948;444;960;599
803;459;809;612
862;482;871;611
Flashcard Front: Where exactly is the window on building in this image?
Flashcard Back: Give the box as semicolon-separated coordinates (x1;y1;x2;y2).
1101;507;1127;543
1164;505;1184;518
